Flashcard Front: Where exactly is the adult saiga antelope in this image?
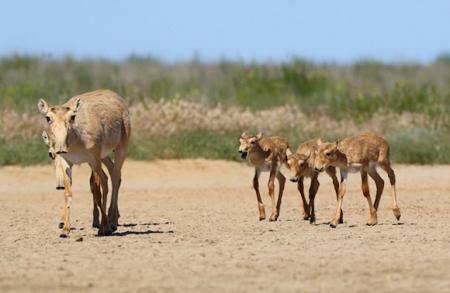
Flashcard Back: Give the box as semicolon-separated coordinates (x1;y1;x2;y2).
286;138;341;224
38;89;130;236
42;130;115;235
314;132;401;228
238;132;291;221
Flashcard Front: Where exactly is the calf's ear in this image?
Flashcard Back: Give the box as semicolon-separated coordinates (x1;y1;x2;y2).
256;132;263;140
38;99;49;115
41;130;50;145
286;148;293;156
72;98;81;114
304;150;311;160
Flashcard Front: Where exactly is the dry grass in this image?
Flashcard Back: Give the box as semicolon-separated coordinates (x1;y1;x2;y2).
0;100;437;140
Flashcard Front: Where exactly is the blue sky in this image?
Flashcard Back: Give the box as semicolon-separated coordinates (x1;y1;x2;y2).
1;0;449;63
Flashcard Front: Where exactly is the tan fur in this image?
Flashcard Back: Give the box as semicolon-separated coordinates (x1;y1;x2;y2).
314;132;401;228
286;138;341;224
38;89;131;236
238;132;291;221
42;130;116;232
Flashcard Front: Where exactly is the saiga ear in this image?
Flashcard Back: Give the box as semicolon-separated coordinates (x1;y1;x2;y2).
38;99;49;115
256;132;263;140
304;150;311;160
316;138;323;145
334;140;339;149
72;98;81;114
286;148;293;156
41;130;50;145
240;131;247;139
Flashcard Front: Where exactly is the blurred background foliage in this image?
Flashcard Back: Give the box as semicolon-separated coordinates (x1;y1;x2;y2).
0;54;449;165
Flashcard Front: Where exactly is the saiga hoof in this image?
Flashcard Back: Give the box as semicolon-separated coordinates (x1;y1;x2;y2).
92;222;100;229
97;228;113;236
269;214;278;222
329;219;338;228
303;215;310;221
59;231;69;238
309;217;316;225
259;216;266;221
58;222;64;229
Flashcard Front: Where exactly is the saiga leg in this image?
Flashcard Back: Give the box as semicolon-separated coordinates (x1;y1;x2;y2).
54;156;72;235
253;168;265;220
90;161;112;236
90;172;100;228
361;168;377;226
326;167;343;223
60;163;73;237
379;162;401;220
308;173;320;224
274;171;286;221
268;165;278;221
109;145;127;230
297;177;310;220
102;156;120;217
368;167;384;210
330;170;347;228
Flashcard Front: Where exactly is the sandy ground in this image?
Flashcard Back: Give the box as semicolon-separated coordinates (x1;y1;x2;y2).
0;160;450;293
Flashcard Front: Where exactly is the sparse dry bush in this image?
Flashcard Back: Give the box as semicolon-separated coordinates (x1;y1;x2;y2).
0;55;449;164
0;100;439;140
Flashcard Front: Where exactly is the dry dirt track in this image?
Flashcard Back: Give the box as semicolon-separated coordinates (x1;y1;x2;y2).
1;160;450;293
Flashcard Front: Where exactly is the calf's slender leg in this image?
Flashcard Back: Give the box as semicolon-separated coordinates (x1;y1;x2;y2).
90;172;100;228
380;162;401;220
268;166;278;221
60;166;73;237
361;168;377;226
297;177;310;220
368;167;384;210
330;171;348;228
253;168;265;220
326;167;343;223
274;171;286;221
308;174;320;224
54;156;72;233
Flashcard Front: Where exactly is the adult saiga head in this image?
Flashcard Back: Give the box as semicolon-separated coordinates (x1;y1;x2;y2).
38;98;81;154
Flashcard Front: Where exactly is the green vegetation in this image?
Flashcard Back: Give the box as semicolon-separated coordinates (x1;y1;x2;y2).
1;55;449;117
0;137;50;165
2;128;449;166
0;54;449;165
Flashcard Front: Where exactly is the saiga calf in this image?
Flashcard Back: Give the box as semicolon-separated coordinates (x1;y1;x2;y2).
314;132;401;228
238;132;291;221
286;138;341;224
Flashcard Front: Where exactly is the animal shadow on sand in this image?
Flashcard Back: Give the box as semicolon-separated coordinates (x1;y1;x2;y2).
310;221;409;227
112;221;174;237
